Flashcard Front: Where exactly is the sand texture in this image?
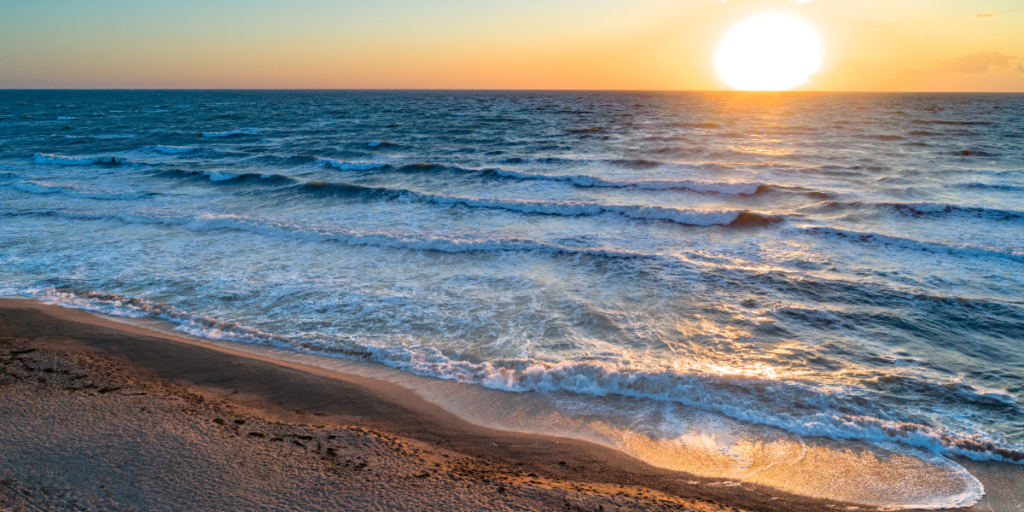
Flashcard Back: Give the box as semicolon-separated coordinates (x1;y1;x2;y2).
0;299;888;511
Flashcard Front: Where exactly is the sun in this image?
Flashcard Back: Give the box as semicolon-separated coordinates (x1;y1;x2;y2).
714;12;825;91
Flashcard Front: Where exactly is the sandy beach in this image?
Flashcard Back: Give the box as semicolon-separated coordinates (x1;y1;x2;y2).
0;298;896;512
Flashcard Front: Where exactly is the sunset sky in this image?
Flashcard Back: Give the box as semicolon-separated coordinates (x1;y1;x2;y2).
2;0;1022;91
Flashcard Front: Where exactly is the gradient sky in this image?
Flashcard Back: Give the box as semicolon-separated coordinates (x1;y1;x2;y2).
2;0;1022;91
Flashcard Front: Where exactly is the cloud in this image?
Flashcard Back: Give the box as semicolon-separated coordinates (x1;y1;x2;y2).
975;13;996;18
933;52;1016;74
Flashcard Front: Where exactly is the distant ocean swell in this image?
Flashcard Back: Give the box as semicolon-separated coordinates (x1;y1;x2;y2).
33;153;140;166
155;168;783;227
802;200;1024;222
319;157;809;196
800;226;1024;262
31;150;813;198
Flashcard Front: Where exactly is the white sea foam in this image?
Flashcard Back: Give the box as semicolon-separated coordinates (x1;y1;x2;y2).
202;128;258;138
317;157;388;171
424;194;761;226
150;145;196;154
206;172;242;182
32;153;134;166
8;284;1021;469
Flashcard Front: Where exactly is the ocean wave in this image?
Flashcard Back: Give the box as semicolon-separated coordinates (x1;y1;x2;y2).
12;286;1024;466
802;200;1024;222
155;166;781;227
913;120;993;126
484;168;766;195
498;156;732;172
182;214;663;258
319;158;784;196
427;195;778;226
677;122;722;129
567;127;606;134
5;181;154;201
40;210;663;261
955;150;992;157
157;168;296;184
149;145;196;154
958;182;1024;192
201;128;259;138
281;155;319;165
801;226;1024;262
317;157;389;171
887;202;1022;220
62;134;136;140
29;289;296;345
296;180;780;226
32;153;139;166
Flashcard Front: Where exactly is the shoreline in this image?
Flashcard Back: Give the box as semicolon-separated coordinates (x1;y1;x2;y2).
0;298;1018;511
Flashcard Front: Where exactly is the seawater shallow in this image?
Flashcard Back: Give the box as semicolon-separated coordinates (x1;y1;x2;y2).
89;311;1018;510
1;91;1023;508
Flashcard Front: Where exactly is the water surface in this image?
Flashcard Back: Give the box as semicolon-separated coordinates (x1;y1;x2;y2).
2;90;1022;508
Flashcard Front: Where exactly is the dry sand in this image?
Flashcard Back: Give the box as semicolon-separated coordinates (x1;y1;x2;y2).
0;299;967;511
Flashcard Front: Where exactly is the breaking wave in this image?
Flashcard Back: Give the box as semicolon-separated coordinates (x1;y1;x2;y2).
149;145;196;154
317;157;389;171
155;168;782;227
317;158;800;196
298;180;780;226
201;128;259;138
33;153;139;166
156;168;296;184
802;200;1024;222
801;226;1024;262
14;286;1024;466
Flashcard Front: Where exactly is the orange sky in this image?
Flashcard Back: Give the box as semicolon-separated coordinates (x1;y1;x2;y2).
1;0;1022;91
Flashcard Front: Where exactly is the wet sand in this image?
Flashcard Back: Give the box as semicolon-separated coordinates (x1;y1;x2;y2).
0;299;1015;511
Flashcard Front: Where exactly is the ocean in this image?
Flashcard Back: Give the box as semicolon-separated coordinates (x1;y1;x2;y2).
1;90;1022;508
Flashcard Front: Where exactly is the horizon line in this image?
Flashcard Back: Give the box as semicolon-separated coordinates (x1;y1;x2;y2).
3;88;1024;94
